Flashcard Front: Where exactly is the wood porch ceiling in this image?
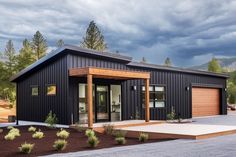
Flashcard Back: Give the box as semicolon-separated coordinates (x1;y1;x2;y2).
69;67;150;80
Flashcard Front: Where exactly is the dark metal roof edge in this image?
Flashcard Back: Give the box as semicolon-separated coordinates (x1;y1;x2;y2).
65;44;132;61
128;62;229;78
10;45;132;82
10;47;66;82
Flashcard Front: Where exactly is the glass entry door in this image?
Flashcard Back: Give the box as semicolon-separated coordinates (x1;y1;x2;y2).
96;85;110;122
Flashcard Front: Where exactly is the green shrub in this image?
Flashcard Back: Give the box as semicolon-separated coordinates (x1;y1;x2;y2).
139;132;149;142
28;126;36;132
45;111;58;128
19;142;34;154
32;130;44;139
85;129;95;137
87;136;99;148
103;124;114;135
4;133;16;140
167;106;176;120
113;130;127;138
56;129;70;139
115;137;126;145
53;139;67;151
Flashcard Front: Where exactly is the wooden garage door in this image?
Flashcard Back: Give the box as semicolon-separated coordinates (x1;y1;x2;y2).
192;87;220;117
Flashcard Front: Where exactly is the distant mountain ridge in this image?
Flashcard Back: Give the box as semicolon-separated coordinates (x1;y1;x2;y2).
191;57;236;71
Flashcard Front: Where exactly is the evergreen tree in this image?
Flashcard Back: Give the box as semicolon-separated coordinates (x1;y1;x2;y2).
17;39;35;71
57;39;64;48
164;57;172;66
32;31;47;60
208;58;222;73
4;40;17;74
81;21;107;51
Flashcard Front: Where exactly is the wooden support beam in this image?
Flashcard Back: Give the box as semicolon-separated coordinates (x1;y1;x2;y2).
145;78;150;122
87;74;93;128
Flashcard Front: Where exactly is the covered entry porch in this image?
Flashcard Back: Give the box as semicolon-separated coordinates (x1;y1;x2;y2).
69;67;150;128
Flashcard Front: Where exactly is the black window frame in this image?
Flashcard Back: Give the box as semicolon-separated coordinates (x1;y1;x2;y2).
46;84;57;96
141;84;166;108
31;85;39;96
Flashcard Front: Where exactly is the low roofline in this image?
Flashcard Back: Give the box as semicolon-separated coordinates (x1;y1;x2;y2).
128;62;229;78
10;45;132;82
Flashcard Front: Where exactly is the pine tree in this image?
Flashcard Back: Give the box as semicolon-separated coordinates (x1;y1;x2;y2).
164;57;172;67
57;39;64;48
208;58;222;73
32;31;47;60
17;39;35;71
81;21;107;51
4;40;17;74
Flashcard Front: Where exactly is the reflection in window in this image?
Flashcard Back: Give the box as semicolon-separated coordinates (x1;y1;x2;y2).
47;85;56;95
142;85;166;108
31;86;39;96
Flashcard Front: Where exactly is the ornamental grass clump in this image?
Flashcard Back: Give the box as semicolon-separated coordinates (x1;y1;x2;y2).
56;129;70;139
28;126;36;132
32;130;44;139
53;139;68;151
115;137;126;145
103;124;114;135
87;135;99;148
19;142;34;154
4;127;21;140
139;132;149;142
85;129;95;137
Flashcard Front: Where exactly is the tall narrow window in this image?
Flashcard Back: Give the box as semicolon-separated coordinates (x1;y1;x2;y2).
47;85;56;95
31;86;39;96
142;85;166;108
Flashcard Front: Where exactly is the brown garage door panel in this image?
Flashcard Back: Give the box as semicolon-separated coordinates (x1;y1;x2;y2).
192;87;220;117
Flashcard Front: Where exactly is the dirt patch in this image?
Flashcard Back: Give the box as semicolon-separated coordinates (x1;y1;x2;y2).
0;126;173;157
0;100;15;123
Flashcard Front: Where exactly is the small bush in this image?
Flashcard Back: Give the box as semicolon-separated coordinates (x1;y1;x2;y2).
32;130;44;139
113;130;127;138
85;129;95;137
139;132;149;142
4;133;16;140
45;111;58;128
56;129;70;139
115;137;126;145
103;124;114;135
19;142;34;154
9;128;20;137
74;123;86;132
167;106;176;120
87;136;99;148
53;139;67;151
28;126;36;132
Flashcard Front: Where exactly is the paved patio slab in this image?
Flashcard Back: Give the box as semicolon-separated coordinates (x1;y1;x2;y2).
119;123;236;139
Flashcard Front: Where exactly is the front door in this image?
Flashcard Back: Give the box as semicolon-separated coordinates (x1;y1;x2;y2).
96;85;110;122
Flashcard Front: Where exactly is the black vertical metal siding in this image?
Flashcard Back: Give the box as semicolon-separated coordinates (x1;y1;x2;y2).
16;51;227;125
17;55;69;124
67;53;227;122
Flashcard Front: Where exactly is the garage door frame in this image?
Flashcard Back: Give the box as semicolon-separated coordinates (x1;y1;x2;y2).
190;83;224;117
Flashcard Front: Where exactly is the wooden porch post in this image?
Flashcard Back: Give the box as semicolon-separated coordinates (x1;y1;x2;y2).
87;74;93;128
145;78;150;122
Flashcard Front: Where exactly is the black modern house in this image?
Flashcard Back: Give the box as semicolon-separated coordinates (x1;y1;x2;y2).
11;45;228;127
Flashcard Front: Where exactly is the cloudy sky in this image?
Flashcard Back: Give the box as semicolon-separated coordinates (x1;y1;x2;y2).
0;0;236;67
